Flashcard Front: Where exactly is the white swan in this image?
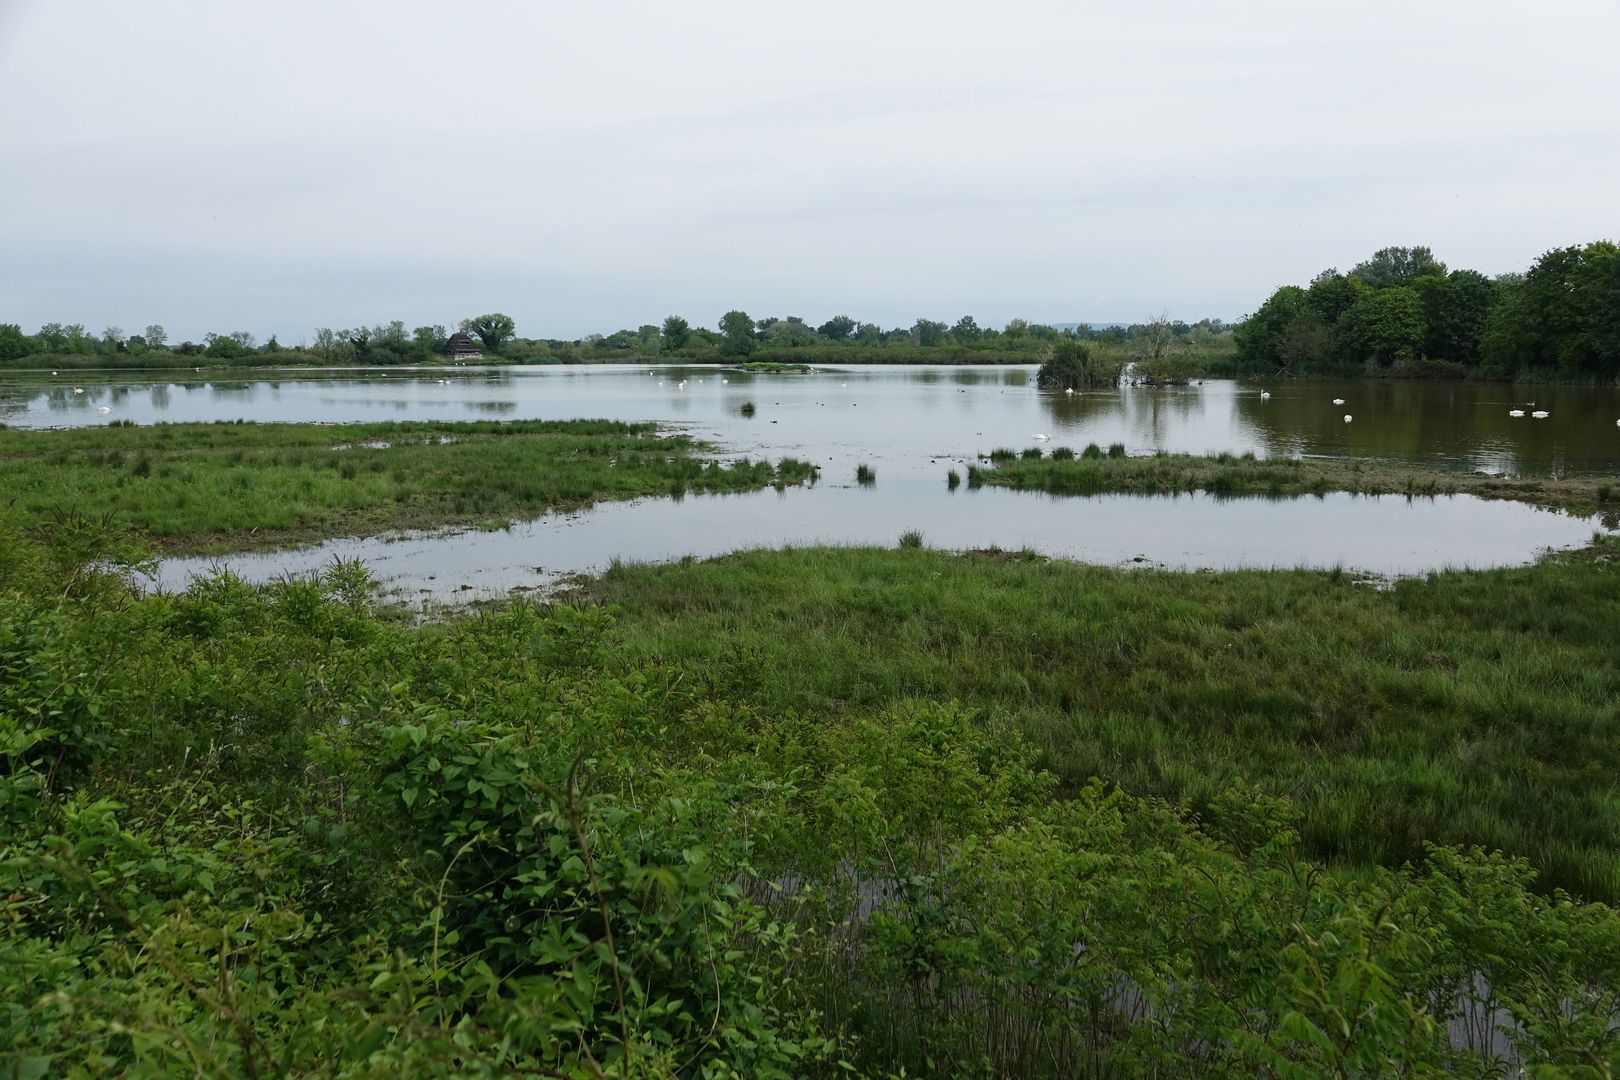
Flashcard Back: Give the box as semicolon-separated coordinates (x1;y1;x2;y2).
1033;433;1050;440
1343;414;1353;423
1332;398;1345;406
1260;391;1271;400
96;406;110;414
1531;410;1549;419
1508;409;1525;417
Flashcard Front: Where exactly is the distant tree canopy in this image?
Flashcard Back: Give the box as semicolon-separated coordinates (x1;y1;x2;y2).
1236;241;1620;378
661;315;691;351
4;307;1239;370
718;310;756;356
1036;341;1119;390
459;313;516;353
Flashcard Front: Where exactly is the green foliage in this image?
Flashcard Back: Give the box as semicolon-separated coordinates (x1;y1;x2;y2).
976;447;1616;514
718;310;756;357
592;539;1620;902
0;421;819;552
4;517;1620;1074
660;314;691;351
1035;341;1119;390
1339;286;1427;367
459;313;516;354
0;323;32;362
1482;242;1620;376
1350;245;1448;289
910;319;948;347
1242;240;1620;379
1235;285;1311;371
815;315;856;342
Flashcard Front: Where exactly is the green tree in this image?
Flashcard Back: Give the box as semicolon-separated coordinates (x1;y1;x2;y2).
719;310;756;356
856;322;882;344
1234;285;1310;370
911;319;948;347
764;319;816;346
1481;243;1618;375
460;313;516;353
144;323;167;348
1590;247;1620;372
1306;270;1366;323
661;315;691;351
1337;287;1425;367
1003;318;1029;339
1349;246;1448;289
314;328;339;360
1036;341;1116;389
203;332;252;359
816;315;856;341
1414;269;1498;363
0;323;31;361
35;323;66;351
950;315;981;344
412;325;448;356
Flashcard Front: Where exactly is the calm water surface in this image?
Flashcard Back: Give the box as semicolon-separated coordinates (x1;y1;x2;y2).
5;366;1617;598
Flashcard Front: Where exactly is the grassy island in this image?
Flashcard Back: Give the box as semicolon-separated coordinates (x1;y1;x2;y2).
972;446;1620;516
0;419;818;553
734;360;814;373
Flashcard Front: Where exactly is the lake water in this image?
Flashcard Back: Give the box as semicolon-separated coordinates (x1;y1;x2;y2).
4;365;1617;600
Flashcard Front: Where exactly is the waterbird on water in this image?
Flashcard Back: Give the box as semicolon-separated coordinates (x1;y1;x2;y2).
1033;433;1050;440
1260;391;1270;399
1332;398;1345;405
1343;415;1353;423
97;406;110;414
1531;410;1549;419
1509;409;1525;417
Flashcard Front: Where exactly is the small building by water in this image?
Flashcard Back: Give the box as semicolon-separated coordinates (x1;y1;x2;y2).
444;331;483;361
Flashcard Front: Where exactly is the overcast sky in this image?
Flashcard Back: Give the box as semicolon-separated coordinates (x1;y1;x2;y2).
2;0;1617;343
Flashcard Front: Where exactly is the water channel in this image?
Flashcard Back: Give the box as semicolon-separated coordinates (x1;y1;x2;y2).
4;365;1616;602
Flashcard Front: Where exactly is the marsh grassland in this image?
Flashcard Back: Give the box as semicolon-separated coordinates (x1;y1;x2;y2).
972;446;1620;514
5;414;1620;1076
0;419;818;552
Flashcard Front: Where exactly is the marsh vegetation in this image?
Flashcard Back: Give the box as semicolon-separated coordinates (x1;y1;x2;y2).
972;447;1620;515
5;516;1620;1076
0;420;819;552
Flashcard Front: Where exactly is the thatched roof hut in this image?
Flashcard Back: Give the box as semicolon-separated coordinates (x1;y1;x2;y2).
445;331;483;360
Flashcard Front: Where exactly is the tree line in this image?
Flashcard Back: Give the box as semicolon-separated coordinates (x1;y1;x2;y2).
1236;242;1620;378
0;310;1233;368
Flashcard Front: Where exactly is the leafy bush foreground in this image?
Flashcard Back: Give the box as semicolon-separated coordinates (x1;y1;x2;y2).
3;520;1619;1077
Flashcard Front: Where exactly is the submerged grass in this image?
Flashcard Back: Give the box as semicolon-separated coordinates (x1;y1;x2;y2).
0;419;819;553
587;539;1620;900
974;448;1620;514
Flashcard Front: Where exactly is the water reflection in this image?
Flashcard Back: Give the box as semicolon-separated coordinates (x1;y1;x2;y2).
4;368;1618;480
148;486;1615;605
